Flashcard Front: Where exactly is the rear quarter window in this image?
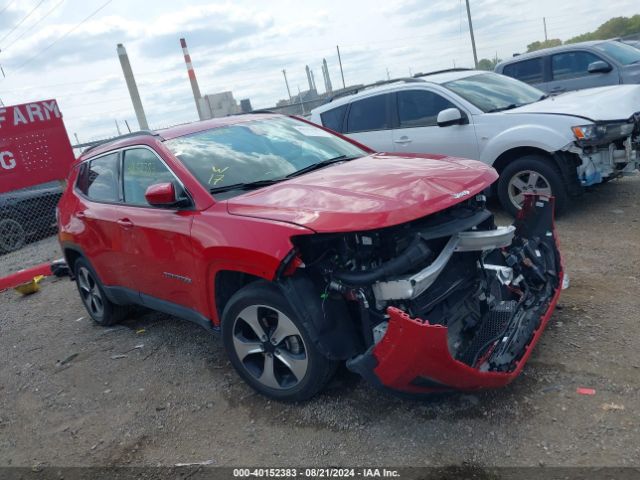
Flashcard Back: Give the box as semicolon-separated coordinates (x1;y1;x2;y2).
502;58;544;84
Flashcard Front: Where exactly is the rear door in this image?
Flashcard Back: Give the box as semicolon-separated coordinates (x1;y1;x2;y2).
116;146;197;309
74;152;125;286
541;50;618;93
343;93;394;151
390;89;479;160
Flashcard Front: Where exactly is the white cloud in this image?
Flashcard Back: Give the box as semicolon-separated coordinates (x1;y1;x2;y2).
0;0;637;142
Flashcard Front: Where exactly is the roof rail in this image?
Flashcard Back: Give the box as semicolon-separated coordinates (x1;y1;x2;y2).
80;130;163;154
329;77;424;102
412;67;472;78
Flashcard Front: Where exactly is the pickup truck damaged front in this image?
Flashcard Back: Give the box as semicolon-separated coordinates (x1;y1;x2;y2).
286;194;562;395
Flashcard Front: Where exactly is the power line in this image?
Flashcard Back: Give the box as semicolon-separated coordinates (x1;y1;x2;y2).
2;0;65;52
7;0;113;76
0;0;45;45
0;0;17;16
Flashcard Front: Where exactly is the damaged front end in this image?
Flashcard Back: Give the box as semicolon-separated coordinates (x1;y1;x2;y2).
568;116;640;186
285;194;562;395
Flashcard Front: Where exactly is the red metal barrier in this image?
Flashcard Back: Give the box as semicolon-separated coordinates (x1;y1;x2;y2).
0;99;74;290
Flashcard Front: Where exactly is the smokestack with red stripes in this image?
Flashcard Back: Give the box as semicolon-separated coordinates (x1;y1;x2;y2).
180;37;209;120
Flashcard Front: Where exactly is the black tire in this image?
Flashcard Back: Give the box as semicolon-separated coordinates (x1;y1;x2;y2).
73;257;128;326
222;281;338;402
497;155;569;217
0;218;26;253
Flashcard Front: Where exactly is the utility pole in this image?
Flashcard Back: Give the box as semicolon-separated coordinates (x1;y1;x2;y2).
465;0;478;69
386;67;391;80
117;43;149;130
336;45;346;88
114;120;122;135
282;69;292;101
543;17;548;41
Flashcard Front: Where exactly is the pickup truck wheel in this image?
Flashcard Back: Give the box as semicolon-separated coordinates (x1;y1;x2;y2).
74;258;128;326
498;155;568;217
0;218;26;253
222;281;337;402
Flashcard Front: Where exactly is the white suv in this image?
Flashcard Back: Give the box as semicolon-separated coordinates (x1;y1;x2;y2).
309;69;640;215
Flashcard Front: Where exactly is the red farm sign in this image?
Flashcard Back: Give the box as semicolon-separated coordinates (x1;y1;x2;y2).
0;99;75;193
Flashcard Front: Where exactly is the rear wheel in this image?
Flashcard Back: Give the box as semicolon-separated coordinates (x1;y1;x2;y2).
74;257;128;326
0;218;26;253
222;281;337;401
498;155;568;217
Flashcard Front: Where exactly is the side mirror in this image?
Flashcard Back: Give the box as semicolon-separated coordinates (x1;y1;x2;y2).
144;182;178;207
437;108;464;127
587;60;612;73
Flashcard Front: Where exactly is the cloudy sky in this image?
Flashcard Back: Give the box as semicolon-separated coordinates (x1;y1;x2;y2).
0;0;637;143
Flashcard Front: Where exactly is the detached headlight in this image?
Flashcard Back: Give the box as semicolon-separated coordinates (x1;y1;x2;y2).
572;122;635;146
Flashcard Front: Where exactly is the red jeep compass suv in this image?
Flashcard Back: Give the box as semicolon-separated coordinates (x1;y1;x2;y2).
58;114;563;401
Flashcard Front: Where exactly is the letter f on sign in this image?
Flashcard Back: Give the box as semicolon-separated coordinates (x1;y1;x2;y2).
0;151;16;170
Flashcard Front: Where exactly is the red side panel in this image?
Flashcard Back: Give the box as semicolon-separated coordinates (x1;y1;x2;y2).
0;99;74;193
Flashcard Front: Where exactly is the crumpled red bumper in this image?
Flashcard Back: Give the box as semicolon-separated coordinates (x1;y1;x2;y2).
348;195;564;395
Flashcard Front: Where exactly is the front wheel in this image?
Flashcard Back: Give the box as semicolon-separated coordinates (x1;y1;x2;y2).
498;155;568;217
222;281;337;401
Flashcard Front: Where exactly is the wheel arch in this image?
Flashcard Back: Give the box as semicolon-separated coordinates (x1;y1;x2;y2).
493;147;582;198
61;243;85;276
492;146;553;175
214;269;263;325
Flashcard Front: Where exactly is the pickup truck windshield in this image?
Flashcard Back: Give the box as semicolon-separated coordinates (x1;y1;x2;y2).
444;73;545;113
594;41;640;65
165;117;366;193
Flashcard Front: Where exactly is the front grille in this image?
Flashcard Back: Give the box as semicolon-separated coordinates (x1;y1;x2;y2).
457;300;517;366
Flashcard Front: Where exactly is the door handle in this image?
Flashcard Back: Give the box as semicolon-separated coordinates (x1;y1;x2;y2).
76;211;86;219
117;218;134;228
550;86;565;93
394;136;412;145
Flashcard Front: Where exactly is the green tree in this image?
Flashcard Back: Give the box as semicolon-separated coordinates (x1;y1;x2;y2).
566;15;640;43
526;39;562;53
477;57;501;70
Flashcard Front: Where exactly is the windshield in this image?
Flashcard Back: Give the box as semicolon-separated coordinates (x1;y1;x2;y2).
444;72;545;113
164;117;366;194
594;41;640;65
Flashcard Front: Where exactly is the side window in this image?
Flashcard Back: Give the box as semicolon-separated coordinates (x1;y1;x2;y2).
122;148;175;206
397;90;457;128
320;104;348;133
77;153;119;202
345;95;388;133
502;58;544;84
552;51;604;80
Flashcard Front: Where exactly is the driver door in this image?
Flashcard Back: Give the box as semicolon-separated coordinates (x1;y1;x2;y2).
391;89;479;160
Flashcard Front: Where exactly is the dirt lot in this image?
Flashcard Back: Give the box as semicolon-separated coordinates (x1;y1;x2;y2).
1;176;639;469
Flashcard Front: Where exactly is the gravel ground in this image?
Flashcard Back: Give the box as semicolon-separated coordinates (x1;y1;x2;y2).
0;176;639;469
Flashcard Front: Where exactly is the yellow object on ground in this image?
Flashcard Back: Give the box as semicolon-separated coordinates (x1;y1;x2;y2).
14;275;45;295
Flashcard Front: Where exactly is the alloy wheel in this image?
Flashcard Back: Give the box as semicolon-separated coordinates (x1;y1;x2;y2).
507;170;552;210
232;305;309;390
77;266;104;318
